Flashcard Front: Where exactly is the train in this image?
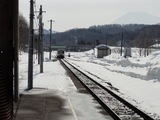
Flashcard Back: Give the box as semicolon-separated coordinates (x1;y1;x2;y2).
56;49;65;58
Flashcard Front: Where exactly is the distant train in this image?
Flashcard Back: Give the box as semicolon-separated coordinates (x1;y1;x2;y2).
56;49;65;58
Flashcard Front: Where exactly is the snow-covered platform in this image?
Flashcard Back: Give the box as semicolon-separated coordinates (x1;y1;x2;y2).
15;88;113;120
14;56;113;120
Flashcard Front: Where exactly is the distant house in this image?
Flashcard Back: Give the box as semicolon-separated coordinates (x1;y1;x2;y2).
94;44;111;58
124;47;132;58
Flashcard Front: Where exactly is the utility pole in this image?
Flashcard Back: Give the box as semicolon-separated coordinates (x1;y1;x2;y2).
49;20;55;60
144;34;147;57
120;33;123;56
105;34;108;45
28;0;34;89
38;5;44;73
106;38;108;45
38;22;40;64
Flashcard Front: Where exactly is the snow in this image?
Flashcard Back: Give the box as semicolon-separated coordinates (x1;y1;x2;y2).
19;47;160;119
19;52;75;93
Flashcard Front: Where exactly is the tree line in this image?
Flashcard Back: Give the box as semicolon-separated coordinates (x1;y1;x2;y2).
19;14;160;52
44;24;160;48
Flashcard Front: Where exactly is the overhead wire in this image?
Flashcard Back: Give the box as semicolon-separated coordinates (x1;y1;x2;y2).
44;12;50;30
33;1;50;31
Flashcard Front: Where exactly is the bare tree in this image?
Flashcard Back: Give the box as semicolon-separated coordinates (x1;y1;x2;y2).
19;13;29;52
112;47;121;54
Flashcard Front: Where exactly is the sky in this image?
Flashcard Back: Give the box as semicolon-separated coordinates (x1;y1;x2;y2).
19;0;160;32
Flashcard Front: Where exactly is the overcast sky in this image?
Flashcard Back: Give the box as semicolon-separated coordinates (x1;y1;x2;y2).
19;0;160;32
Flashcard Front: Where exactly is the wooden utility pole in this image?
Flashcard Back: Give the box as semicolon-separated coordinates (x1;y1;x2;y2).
28;0;34;89
38;5;44;73
37;5;45;71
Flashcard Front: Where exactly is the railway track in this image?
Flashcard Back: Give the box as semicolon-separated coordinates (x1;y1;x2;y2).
60;59;155;120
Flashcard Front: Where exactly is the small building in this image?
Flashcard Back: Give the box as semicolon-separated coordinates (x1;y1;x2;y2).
124;47;132;58
94;44;111;58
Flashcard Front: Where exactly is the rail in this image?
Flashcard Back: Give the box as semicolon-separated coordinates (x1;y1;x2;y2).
60;59;154;120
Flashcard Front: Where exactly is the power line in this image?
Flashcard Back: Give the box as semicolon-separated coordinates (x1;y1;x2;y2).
44;13;50;29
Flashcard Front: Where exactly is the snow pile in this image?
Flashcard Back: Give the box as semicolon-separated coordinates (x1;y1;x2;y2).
146;51;160;65
116;58;134;67
147;65;160;81
117;51;160;81
68;48;160;81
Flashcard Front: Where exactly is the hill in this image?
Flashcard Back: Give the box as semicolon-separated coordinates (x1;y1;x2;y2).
34;29;58;34
112;12;160;25
46;24;147;46
42;24;160;48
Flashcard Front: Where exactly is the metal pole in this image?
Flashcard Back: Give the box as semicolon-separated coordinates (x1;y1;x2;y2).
49;20;52;60
120;33;123;56
38;19;41;64
28;0;34;89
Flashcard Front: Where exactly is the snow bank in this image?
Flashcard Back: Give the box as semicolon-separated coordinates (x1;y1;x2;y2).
147;65;160;81
115;58;146;67
106;51;160;81
66;49;160;118
146;51;160;66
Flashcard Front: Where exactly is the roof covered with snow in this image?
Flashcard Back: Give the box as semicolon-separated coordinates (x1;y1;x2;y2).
95;44;110;49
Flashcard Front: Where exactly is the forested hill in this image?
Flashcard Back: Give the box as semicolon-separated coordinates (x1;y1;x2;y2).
43;24;160;47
